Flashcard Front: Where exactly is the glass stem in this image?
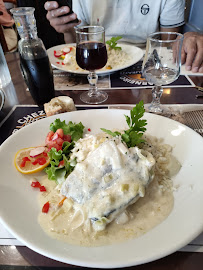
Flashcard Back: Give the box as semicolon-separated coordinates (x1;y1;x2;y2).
87;71;98;97
150;86;163;111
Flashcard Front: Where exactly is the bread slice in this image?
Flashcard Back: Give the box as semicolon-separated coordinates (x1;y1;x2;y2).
44;96;76;117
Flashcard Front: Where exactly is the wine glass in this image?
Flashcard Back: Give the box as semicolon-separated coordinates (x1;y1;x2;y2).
142;32;184;114
75;25;108;104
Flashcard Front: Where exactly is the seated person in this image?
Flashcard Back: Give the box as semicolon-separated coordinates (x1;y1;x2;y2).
0;0;17;51
44;0;203;73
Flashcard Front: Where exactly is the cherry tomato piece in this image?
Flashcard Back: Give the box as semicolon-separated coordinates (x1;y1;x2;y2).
40;186;46;192
63;134;71;142
42;202;50;213
20;156;31;167
31;181;41;188
58;160;65;167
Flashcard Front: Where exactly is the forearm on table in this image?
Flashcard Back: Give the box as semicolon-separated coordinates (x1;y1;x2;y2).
160;26;182;40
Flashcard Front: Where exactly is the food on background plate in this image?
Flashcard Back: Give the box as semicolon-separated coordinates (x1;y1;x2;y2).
44;96;76;117
14;101;181;246
53;36;130;72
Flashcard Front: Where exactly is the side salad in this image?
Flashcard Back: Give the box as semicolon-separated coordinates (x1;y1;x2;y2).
14;101;147;184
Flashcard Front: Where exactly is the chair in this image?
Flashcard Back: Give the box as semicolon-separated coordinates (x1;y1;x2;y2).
184;0;203;33
0;0;17;53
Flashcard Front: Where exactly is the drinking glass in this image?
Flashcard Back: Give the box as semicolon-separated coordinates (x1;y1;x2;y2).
142;32;183;114
75;25;108;104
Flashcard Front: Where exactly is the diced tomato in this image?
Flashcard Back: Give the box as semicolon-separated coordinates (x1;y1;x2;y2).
56;129;64;138
32;157;47;166
58;160;65;167
51;132;59;141
38;157;47;165
88;128;91;132
54;50;62;58
20;156;31;167
45;131;54;145
43;152;48;157
45;129;66;151
32;159;38;165
48;143;62;152
56;138;64;146
40;186;46;192
52;129;64;141
31;181;41;188
55;144;62;151
42;202;50;213
56;62;60;64
63;134;71;142
62;62;65;65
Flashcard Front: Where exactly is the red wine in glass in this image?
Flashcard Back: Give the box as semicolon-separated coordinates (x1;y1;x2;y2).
75;25;108;104
76;41;107;71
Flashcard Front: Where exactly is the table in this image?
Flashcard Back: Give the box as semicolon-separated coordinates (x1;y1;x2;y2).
0;51;203;270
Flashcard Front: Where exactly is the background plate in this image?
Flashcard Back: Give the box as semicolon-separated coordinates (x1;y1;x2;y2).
47;43;144;75
0;110;203;268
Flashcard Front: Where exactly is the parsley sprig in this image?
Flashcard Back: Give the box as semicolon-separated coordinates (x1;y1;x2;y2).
106;36;122;50
101;100;147;147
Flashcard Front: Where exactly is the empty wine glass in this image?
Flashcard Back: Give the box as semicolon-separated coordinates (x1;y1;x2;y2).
142;32;184;114
75;25;108;104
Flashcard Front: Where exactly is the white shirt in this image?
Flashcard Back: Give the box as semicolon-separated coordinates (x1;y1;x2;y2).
73;0;185;43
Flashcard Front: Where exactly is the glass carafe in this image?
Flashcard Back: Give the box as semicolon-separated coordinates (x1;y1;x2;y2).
10;7;55;106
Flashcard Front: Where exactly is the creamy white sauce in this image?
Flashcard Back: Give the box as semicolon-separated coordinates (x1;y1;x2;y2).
37;134;181;247
38;176;173;247
60;138;155;231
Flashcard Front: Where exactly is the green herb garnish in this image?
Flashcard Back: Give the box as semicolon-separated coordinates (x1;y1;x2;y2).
106;36;122;50
50;119;84;141
101;100;147;147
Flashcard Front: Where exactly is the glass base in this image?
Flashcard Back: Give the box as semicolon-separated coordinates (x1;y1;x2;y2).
80;90;108;104
148;104;163;114
148;104;171;117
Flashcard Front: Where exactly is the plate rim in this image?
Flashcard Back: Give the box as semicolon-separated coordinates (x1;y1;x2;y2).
47;43;144;75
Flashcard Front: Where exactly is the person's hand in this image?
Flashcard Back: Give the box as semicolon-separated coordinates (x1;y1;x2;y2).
181;32;203;73
44;1;80;34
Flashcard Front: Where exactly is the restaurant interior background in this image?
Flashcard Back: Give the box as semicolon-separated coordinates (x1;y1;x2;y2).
1;0;203;53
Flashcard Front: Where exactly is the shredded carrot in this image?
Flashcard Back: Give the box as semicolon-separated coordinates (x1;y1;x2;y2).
58;196;66;207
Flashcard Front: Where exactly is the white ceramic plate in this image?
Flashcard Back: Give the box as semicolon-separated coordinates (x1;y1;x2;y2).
0;110;203;268
47;43;143;75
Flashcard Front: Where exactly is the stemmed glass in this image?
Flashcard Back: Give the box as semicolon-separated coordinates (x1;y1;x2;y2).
75;25;108;104
142;32;184;114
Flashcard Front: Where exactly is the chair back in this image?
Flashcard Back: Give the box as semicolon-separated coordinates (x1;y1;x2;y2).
184;0;203;33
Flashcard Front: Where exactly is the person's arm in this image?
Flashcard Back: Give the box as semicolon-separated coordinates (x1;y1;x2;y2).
159;0;185;39
160;26;182;40
44;1;80;43
181;32;203;73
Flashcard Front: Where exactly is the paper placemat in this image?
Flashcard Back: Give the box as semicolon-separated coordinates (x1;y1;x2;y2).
0;104;202;252
53;61;194;91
